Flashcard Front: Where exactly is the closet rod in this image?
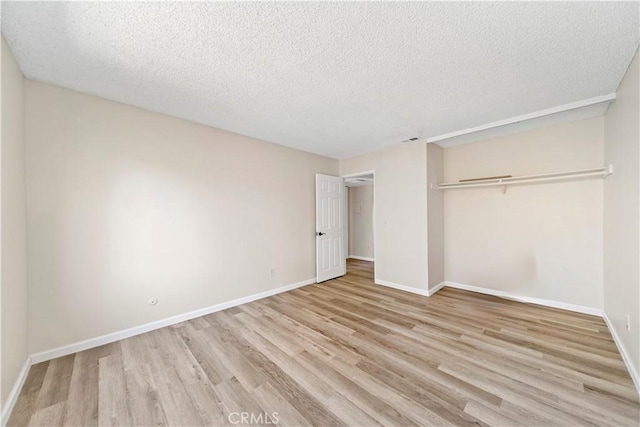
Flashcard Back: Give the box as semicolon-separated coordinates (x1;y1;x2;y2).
435;165;613;190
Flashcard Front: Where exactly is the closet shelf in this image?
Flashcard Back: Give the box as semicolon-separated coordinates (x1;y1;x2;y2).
434;165;613;191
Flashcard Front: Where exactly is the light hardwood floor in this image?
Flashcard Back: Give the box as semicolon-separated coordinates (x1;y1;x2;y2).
9;259;640;426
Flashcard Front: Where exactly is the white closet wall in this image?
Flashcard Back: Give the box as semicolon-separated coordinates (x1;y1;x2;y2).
442;116;605;309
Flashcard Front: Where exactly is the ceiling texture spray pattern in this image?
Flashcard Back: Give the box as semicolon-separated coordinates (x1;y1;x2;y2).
2;1;638;159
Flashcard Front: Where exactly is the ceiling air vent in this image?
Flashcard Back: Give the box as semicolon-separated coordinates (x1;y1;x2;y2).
402;137;420;143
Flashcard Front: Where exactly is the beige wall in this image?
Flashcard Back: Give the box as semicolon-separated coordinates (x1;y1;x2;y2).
427;144;444;289
604;49;639;385
340;142;428;291
348;184;374;259
443;117;605;309
25;81;337;354
1;38;28;409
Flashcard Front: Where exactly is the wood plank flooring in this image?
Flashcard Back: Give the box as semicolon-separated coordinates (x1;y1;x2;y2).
9;259;639;426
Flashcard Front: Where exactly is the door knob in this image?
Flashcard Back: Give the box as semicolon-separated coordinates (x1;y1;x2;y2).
316;232;326;236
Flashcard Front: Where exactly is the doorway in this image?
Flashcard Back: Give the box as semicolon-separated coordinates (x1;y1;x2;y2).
343;171;375;276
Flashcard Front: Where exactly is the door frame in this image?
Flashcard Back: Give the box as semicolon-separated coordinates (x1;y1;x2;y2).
342;170;376;278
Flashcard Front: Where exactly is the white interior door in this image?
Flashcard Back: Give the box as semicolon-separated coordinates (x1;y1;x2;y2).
316;174;346;282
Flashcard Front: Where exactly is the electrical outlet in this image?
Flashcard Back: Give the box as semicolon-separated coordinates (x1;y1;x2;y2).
626;314;631;331
147;297;158;306
269;268;276;278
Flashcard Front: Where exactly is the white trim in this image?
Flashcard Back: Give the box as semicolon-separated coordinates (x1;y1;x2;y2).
444;281;603;316
374;280;444;297
375;279;430;297
344;186;349;264
1;356;31;426
341;170;376;179
348;255;374;262
428;281;446;296
603;312;640;397
427;93;616;143
30;278;316;364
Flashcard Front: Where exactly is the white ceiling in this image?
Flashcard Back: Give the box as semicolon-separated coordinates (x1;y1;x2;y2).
2;2;638;159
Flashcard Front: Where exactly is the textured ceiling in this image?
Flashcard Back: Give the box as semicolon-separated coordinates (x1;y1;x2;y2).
2;2;638;159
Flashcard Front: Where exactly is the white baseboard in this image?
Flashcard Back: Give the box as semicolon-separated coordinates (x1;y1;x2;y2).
375;279;430;297
1;356;31;426
374;280;445;297
444;281;603;317
30;278;316;364
348;255;374;262
428;281;446;296
603;312;640;397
